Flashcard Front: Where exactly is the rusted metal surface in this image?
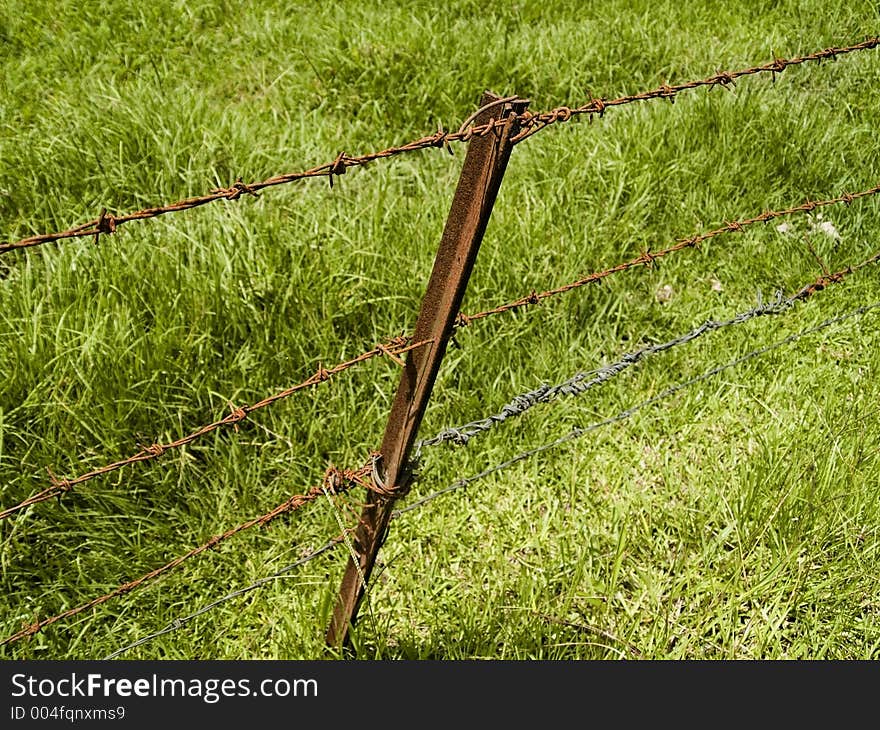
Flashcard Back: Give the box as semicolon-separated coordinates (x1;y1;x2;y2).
326;92;530;647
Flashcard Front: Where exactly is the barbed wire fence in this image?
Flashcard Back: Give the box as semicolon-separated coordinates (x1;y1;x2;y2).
3;251;877;649
3;184;879;522
1;36;879;654
101;296;880;659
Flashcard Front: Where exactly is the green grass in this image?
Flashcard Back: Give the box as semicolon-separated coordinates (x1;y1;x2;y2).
1;0;879;660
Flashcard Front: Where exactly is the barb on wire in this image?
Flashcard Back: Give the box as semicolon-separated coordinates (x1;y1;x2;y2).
3;38;876;256
101;296;880;659
510;36;880;143
4;184;879;522
8;247;879;650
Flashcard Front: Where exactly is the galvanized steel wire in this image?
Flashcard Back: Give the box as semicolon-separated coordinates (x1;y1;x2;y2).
3;185;878;522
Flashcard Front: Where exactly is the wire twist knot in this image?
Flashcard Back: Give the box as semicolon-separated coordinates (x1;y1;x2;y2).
386;334;409;350
313;365;331;382
328;151;348;188
712;71;737;88
94;208;117;244
368;453;413;499
377;343;406;367
322;465;345;495
48;468;74;493
431;126;453;155
213;179;259;200
552;106;573;123
227;405;247;431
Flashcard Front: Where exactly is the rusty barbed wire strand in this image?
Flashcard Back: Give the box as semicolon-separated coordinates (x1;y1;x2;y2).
0;461;374;648
510;36;880;143
1;36;876;654
2;183;878;522
0;337;429;521
0;123;508;256
456;184;880;325
2;38;876;257
98;291;880;659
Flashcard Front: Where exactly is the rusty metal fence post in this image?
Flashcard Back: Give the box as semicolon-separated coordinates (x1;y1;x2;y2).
325;91;530;648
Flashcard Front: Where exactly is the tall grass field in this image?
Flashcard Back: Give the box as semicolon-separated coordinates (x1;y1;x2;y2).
1;1;879;659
